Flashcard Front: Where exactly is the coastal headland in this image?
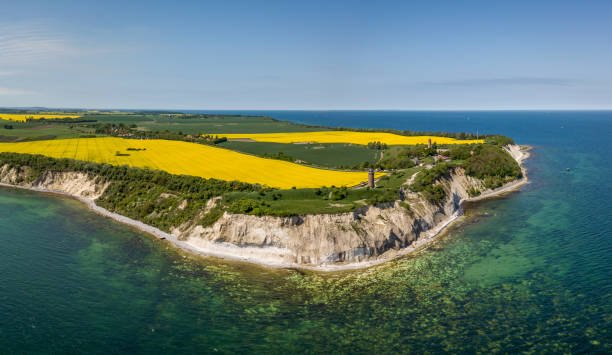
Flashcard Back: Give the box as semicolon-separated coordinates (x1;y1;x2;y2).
0;110;528;270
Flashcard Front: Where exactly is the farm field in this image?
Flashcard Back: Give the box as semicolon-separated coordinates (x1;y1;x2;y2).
137;116;325;134
1;111;325;137
0;137;381;188
0;114;82;122
217;141;380;168
81;113;326;134
220;131;484;145
0;123;99;142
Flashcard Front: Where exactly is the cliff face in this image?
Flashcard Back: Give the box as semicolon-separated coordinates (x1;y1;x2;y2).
178;168;488;266
0;165;109;199
0;144;527;269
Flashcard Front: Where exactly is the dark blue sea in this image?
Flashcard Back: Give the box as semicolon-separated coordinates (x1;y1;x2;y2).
1;111;611;353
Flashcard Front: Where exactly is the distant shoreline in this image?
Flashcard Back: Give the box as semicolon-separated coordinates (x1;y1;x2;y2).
0;145;531;272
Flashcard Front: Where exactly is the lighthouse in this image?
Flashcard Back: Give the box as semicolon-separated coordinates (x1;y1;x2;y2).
368;168;375;188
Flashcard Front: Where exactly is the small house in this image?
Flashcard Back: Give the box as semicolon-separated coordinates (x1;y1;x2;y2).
434;155;450;162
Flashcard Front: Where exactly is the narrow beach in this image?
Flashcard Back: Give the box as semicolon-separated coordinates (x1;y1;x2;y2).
0;145;530;271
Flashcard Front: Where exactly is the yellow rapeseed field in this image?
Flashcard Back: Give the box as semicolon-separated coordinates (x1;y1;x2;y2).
0;137;382;189
219;131;483;145
0;114;82;122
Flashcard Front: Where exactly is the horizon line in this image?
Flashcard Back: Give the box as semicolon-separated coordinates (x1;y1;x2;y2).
2;106;612;112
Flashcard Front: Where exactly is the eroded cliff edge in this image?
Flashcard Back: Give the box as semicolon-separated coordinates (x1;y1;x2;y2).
0;145;529;270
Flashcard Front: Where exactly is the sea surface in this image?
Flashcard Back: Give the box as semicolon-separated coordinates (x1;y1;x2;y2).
1;111;611;353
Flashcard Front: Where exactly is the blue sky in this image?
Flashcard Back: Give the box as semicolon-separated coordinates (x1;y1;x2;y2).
1;0;611;110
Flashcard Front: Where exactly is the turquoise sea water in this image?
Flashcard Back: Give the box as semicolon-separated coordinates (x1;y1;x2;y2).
1;111;611;353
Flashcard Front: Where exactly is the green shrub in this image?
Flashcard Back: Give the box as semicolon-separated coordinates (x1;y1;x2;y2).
330;188;348;201
467;187;481;197
485;135;515;146
464;145;521;188
448;144;474;160
367;141;388;150
229;199;261;214
366;190;397;205
262;151;295;162
410;164;452;204
193;203;227;227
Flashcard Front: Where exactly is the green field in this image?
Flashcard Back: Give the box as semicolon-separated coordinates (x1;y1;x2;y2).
2;112;328;139
218;141;381;168
0;120;100;142
1;112;325;141
79;113;154;123
81;113;326;134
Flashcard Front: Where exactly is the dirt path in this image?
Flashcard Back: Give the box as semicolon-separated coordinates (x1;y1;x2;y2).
406;170;420;185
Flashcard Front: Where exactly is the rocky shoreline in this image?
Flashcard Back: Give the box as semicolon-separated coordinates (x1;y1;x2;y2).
0;145;530;271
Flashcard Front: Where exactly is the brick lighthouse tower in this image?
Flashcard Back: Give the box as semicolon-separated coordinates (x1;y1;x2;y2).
368;168;375;188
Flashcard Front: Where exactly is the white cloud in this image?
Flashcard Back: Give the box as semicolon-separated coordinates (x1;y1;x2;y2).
0;22;76;65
